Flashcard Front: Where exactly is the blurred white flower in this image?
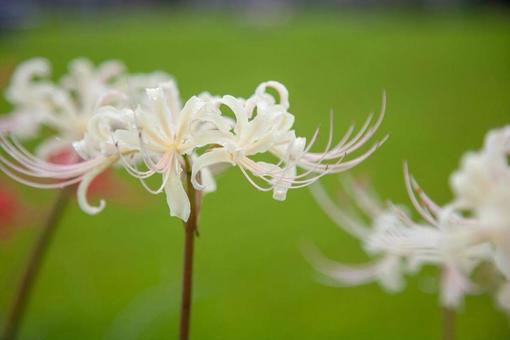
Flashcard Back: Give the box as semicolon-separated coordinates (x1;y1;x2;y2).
308;123;510;313
191;81;387;202
1;59;53;139
308;176;489;308
450;126;510;280
2;58;124;157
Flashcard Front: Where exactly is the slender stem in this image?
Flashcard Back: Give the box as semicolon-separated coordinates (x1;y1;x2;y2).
179;158;200;340
2;188;71;340
442;306;455;340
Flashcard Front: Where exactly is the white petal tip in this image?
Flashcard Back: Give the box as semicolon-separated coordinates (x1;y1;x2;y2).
272;188;288;201
170;209;190;222
82;199;106;216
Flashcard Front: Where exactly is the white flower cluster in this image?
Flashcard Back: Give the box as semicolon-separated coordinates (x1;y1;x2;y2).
308;126;510;312
0;58;386;221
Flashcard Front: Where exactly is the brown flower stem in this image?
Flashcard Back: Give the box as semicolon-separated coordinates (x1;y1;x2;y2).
2;188;71;340
442;306;455;340
179;157;201;340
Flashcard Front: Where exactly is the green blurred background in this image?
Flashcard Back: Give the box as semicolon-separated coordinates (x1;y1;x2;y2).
0;5;509;340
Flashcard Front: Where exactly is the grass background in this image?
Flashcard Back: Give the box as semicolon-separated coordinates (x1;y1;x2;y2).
0;8;509;339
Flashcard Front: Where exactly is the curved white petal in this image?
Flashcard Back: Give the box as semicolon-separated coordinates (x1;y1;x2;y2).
191;148;233;190
164;157;190;221
255;80;290;109
77;158;113;215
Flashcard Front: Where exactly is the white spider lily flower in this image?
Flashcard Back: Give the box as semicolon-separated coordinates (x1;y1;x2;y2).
123;83;221;221
190;84;297;197
191;81;387;201
308;170;491;309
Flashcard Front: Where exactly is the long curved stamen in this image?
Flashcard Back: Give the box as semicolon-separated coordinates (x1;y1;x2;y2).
260;149;347;191
112;137;155;179
335;92;386;156
139;162;173;195
3;135;106;173
0;162;86;189
306;93;386;162
0;137;103;178
304;127;322;153
309;183;370;239
301;136;388;173
0;136;78;173
303;242;388;287
385;203;416;230
403;162;438;226
0;148;102;178
238;163;273;192
153;151;173;173
278;156;347;190
136;129;160;171
237;158;278;189
306;113;372;161
240;158;285;179
332;113;374;155
117;152;155;179
342;177;384;218
0;153;81;179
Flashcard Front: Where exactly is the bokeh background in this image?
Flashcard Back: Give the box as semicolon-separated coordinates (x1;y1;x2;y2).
0;0;509;339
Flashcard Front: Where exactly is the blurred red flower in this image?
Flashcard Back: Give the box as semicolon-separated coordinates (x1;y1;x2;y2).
0;184;23;239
